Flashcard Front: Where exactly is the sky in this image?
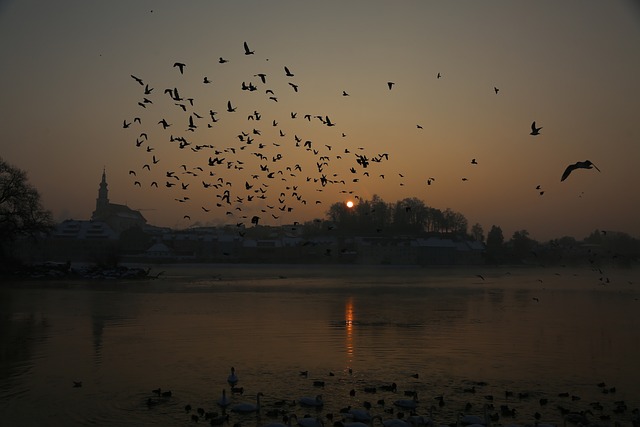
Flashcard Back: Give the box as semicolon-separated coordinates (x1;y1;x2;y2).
1;1;639;242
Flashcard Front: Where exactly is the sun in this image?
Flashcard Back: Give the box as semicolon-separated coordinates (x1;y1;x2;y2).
346;200;354;208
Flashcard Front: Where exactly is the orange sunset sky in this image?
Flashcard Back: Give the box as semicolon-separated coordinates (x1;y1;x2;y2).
1;1;639;241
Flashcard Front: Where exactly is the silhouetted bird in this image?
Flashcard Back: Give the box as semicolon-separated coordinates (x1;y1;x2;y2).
243;41;254;55
284;66;294;77
560;160;601;182
387;81;395;90
173;62;186;74
530;121;542;135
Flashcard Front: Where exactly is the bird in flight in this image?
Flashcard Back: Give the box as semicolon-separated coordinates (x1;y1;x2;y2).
243;41;254;55
130;75;143;85
560;160;601;182
530;121;542;135
494;86;499;94
173;62;186;74
387;81;395;90
227;101;236;112
284;66;294;77
219;57;228;64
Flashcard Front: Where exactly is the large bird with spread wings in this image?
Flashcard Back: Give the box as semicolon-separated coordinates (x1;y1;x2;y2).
561;160;600;181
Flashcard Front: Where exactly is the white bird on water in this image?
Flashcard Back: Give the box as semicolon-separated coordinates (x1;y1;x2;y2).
393;393;418;410
379;417;411;427
231;392;263;413
294;415;325;427
298;394;324;407
227;366;238;387
347;408;372;422
217;389;231;408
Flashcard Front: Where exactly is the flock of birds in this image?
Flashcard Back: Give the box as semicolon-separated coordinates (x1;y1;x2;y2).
143;366;639;427
123;41;601;229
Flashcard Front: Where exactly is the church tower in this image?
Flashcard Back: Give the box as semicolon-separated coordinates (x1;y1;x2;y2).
96;168;109;212
90;168;146;231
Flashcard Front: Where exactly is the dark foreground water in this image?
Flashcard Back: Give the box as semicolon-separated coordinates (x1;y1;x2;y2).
1;264;639;426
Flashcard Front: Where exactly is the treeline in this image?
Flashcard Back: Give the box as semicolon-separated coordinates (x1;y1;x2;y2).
305;195;471;237
295;195;640;267
484;227;640;267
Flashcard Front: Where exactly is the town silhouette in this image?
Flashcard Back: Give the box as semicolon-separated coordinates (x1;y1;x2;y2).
1;161;637;279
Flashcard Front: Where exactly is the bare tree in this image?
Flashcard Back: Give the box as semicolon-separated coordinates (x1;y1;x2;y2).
471;223;484;242
0;158;54;264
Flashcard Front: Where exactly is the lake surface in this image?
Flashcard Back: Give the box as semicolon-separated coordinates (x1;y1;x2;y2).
1;264;639;426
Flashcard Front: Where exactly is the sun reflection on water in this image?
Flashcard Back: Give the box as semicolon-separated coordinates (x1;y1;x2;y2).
345;297;354;364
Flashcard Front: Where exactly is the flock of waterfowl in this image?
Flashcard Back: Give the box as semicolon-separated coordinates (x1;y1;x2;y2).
124;41;600;229
144;366;639;427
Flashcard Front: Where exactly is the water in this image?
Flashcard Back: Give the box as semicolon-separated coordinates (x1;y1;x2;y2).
1;264;639;426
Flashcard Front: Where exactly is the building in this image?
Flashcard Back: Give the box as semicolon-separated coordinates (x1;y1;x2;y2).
91;169;147;234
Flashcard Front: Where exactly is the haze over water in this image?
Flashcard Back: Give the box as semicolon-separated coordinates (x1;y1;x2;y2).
2;265;639;426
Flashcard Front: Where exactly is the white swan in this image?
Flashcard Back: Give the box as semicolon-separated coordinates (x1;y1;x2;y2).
339;422;369;427
217;389;231;408
378;417;411;427
227;366;239;386
406;415;433;427
393;393;418;410
459;406;489;427
298;394;324;407
460;414;484;425
348;408;372;422
231;392;263;413
294;414;324;427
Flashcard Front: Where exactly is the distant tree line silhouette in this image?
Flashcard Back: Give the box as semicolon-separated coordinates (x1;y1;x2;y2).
484;226;639;267
1;163;639;269
308;195;639;266
320;195;469;237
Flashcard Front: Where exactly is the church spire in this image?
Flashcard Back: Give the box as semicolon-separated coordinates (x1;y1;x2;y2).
96;168;109;211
